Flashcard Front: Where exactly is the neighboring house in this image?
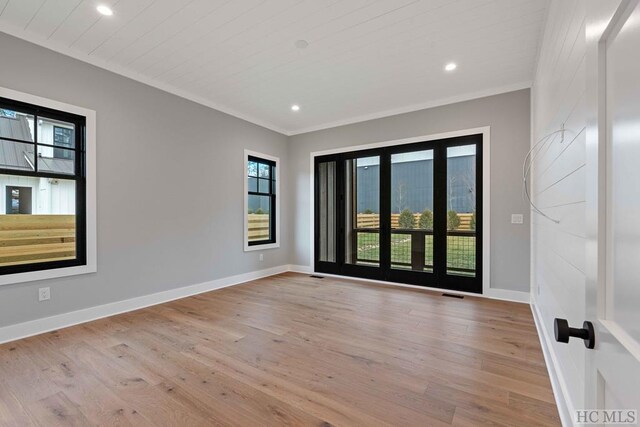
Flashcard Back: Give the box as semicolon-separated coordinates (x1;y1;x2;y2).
0;112;75;215
355;149;477;214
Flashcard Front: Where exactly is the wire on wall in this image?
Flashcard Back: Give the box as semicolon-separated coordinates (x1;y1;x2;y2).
522;126;567;224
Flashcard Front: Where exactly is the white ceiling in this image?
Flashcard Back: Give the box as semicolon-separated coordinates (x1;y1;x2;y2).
0;0;549;135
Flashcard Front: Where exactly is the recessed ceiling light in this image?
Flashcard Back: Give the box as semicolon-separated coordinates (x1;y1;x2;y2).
445;62;457;71
294;40;309;49
97;5;113;16
291;104;300;112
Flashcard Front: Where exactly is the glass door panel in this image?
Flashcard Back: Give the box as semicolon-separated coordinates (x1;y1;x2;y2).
446;145;477;277
390;150;434;272
345;156;380;267
317;161;336;263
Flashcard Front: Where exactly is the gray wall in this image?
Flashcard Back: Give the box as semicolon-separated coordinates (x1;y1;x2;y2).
289;89;531;292
0;33;290;327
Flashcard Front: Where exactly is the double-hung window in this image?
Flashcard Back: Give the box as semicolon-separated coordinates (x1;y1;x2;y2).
244;151;279;250
0;91;94;283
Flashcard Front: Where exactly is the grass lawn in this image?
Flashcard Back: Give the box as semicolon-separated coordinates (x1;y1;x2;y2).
356;232;476;274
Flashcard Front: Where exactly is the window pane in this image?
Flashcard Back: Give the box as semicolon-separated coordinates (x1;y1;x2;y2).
247;194;271;242
391;149;434;272
0;139;35;171
38;118;75;149
248;177;257;192
446;145;476;277
0;174;76;267
258;163;270;178
318;161;336;263
0;110;34;142
247;161;258;177
37;146;75;175
258;178;270;193
346;156;379;266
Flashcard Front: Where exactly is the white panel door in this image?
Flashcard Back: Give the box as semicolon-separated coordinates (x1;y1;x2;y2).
584;0;640;424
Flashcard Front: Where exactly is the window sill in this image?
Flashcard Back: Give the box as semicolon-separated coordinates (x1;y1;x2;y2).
0;264;97;287
244;242;280;252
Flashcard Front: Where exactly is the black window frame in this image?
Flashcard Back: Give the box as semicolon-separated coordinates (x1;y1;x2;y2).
0;96;87;276
313;134;483;294
247;155;276;246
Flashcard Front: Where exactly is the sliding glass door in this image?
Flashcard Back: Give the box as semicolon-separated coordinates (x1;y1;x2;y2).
314;134;482;293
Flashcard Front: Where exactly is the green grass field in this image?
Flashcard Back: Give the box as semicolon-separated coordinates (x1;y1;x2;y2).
356;232;476;275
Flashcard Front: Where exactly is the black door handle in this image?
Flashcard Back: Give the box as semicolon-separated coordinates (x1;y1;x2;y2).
554;318;595;349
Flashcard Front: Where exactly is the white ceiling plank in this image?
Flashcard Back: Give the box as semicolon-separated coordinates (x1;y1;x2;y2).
0;1;9;17
90;0;194;59
129;0;264;74
23;0;82;39
46;0;102;46
198;0;545;97
2;0;550;134
70;0;156;54
0;0;45;29
171;0;453;91
154;0;302;83
107;0;229;66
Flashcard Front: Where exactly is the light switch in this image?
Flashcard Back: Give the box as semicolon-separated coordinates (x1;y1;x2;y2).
511;214;524;224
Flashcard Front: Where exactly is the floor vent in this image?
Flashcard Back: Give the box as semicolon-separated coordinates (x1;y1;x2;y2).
442;293;464;299
310;275;325;279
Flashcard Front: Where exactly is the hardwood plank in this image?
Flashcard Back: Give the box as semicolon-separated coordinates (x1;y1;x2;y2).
0;272;560;426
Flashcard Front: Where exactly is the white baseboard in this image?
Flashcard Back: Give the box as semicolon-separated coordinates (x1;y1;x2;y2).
288;264;313;274
484;287;531;303
287;265;530;303
0;264;290;345
531;303;575;427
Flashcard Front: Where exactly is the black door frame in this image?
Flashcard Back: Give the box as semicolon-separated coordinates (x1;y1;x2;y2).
314;133;483;293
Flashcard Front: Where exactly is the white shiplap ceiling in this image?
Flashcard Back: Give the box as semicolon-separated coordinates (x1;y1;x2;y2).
0;0;549;135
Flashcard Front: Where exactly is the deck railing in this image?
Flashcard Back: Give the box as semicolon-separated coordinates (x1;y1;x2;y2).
354;228;476;276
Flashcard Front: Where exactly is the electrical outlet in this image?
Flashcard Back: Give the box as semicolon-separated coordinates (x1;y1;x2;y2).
259;253;264;262
511;214;524;224
38;287;51;302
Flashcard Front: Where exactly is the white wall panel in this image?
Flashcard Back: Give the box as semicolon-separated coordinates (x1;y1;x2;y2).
531;0;587;414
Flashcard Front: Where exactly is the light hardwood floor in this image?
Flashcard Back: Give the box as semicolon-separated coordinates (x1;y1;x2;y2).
0;273;560;426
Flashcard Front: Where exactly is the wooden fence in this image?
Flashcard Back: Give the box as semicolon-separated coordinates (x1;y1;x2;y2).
0;215;76;267
248;214;270;241
357;212;474;230
247;212;473;241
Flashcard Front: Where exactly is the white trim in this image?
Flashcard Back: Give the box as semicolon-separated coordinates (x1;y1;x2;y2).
0;24;289;136
288;264;314;274
294;268;529;304
243;150;280;252
0;264;289;345
0;86;97;286
309;126;496;297
289;82;531;135
531;302;575;427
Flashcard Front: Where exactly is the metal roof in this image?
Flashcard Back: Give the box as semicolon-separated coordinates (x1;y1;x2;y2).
0;115;73;174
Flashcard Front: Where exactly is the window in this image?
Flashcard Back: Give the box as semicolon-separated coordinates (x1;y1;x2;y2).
53;126;74;159
6;186;32;214
244;150;279;251
0;92;92;281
